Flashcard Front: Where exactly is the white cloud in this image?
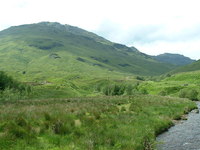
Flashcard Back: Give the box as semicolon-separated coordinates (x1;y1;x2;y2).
0;0;200;59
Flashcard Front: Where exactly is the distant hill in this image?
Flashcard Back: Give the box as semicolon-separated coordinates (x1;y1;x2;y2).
170;60;200;74
153;53;195;66
0;22;176;81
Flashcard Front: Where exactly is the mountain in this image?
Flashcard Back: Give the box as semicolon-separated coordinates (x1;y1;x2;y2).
153;53;195;66
0;22;176;81
170;60;200;74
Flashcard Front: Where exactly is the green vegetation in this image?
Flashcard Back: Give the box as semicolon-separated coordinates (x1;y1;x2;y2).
138;71;200;101
0;22;176;82
0;95;196;150
0;71;21;90
0;71;31;101
0;22;199;150
0;69;198;149
171;60;200;74
179;89;198;100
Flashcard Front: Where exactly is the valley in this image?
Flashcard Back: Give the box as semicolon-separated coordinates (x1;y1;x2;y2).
0;22;199;150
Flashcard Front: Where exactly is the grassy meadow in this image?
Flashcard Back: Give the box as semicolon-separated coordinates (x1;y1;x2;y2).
0;95;196;150
0;70;199;149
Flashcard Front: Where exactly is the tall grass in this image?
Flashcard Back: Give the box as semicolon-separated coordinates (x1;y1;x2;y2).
0;95;196;150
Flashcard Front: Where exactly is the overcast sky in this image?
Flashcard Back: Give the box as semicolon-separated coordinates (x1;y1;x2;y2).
0;0;200;59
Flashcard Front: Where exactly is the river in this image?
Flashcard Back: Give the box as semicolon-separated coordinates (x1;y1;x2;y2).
156;102;200;150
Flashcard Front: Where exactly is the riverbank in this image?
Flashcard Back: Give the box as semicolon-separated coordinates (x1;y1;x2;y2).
157;102;200;150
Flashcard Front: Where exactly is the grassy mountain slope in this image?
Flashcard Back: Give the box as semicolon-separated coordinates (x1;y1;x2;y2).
170;59;200;74
138;70;200;100
0;22;175;82
153;53;195;66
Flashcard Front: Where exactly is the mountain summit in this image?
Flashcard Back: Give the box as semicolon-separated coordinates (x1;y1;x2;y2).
154;53;195;66
0;22;176;81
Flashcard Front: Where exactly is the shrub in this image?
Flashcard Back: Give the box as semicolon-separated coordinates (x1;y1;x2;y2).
179;89;199;101
159;90;167;96
102;85;112;95
0;71;32;101
102;84;126;96
52;120;71;135
140;88;148;95
0;71;14;90
113;84;125;95
125;84;134;95
164;86;182;95
125;83;140;95
187;89;198;100
179;89;187;98
136;76;145;81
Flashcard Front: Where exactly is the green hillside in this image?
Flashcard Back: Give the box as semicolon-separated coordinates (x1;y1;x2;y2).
0;22;176;82
138;70;200;100
171;59;200;74
153;53;195;66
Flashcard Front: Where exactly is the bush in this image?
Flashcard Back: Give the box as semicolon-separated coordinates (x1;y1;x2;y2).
164;86;183;95
136;76;145;81
52;120;71;135
159;90;167;96
125;83;140;95
113;84;125;95
139;88;148;95
179;89;199;101
0;71;31;92
0;71;32;101
187;89;198;100
103;84;126;96
125;84;134;95
179;89;187;98
0;71;14;90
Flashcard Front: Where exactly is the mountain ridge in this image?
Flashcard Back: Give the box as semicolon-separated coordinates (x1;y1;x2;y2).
170;60;200;74
0;22;177;81
153;53;195;66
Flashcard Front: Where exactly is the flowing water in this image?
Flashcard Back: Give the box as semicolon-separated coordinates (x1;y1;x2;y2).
156;102;200;150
